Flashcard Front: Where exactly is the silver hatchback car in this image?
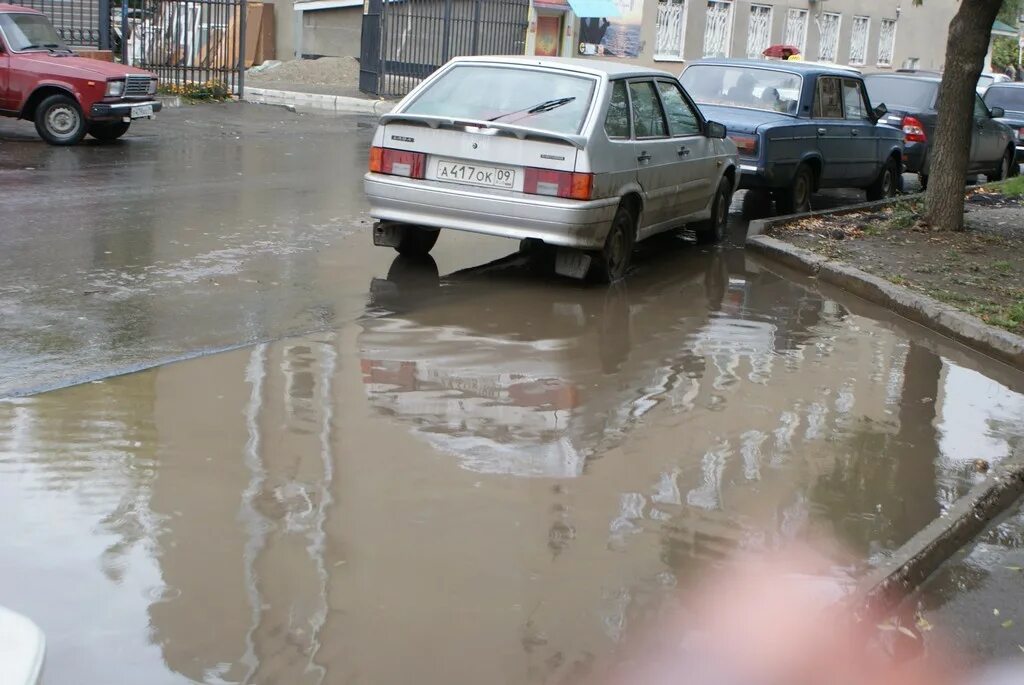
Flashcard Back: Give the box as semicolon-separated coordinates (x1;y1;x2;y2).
364;56;738;282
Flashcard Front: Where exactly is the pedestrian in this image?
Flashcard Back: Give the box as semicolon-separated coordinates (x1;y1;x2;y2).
1004;63;1015;79
1016;63;1024;82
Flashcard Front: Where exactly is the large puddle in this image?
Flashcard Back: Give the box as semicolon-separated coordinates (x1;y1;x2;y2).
3;245;1024;684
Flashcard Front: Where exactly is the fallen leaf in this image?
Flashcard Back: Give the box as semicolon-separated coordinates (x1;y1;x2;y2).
877;622;898;632
916;616;934;632
995;609;1001;616
898;626;918;639
1006;566;1024;572
1004;620;1015;629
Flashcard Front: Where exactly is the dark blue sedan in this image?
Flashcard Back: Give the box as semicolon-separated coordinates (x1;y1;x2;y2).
681;59;904;215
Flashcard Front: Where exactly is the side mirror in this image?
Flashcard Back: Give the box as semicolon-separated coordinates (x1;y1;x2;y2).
705;120;727;139
873;103;888;119
990;106;1005;118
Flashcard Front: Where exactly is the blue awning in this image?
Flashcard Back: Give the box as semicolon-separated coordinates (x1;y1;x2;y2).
566;0;622;18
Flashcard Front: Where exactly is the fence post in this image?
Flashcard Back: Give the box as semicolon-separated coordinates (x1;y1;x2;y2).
119;0;128;62
237;0;247;95
359;0;383;95
98;0;111;50
470;0;481;55
441;0;452;63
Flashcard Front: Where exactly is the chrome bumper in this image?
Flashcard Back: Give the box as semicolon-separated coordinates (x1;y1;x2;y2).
89;100;162;119
364;173;618;250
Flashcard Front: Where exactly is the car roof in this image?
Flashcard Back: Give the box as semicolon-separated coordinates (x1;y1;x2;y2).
986;82;1024;90
688;57;861;76
0;3;42;12
447;55;675;80
864;72;942;84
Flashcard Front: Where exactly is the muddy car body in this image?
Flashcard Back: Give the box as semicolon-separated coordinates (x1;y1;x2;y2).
0;3;161;144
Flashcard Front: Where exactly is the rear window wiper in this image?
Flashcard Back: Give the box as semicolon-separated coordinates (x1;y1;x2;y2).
488;97;576;122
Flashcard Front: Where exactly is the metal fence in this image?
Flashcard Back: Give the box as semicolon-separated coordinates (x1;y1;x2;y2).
127;0;246;94
11;0;109;48
360;0;530;98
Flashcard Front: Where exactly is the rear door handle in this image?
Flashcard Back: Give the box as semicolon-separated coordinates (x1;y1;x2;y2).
850;129;859;136
817;127;827;136
638;151;651;163
677;146;690;156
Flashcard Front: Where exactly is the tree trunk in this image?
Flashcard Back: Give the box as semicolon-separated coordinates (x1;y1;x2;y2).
924;0;1003;231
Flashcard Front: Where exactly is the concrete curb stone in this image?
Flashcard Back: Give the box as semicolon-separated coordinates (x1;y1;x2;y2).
746;235;1024;369
241;86;396;116
853;454;1024;619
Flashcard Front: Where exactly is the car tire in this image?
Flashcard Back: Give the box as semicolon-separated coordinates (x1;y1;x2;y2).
590;204;636;284
395;226;440;256
694;177;732;245
918;173;929;190
88;121;131;142
34;94;87;146
866;157;900;201
773;164;813;215
990;148;1013;182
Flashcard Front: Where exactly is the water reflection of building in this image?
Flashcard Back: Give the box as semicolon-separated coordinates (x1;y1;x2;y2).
147;336;337;684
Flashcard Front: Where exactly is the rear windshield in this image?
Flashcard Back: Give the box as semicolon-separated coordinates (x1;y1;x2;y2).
978;75;994;88
984;87;1024;112
0;12;67;51
864;77;937;111
403;64;597;135
680;65;802;114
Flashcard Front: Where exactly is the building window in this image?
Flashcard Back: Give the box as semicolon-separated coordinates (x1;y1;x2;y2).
849;16;869;65
878;18;897;66
703;0;734;58
817;12;841;63
746;5;772;59
655;0;687;61
784;8;808;53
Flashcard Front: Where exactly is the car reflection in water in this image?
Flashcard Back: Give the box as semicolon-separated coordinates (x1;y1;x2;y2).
358;237;817;479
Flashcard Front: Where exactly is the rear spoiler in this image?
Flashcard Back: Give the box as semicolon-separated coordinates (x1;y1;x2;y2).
378;113;587;149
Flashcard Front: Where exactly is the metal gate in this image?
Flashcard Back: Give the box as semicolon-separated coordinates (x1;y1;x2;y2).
124;0;246;93
360;0;529;98
11;0;109;49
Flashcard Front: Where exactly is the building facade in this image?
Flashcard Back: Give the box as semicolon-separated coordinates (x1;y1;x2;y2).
527;0;959;74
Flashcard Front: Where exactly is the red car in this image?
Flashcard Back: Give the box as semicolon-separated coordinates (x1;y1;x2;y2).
0;3;161;145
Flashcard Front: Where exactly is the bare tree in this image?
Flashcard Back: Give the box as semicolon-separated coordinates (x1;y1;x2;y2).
924;0;1004;231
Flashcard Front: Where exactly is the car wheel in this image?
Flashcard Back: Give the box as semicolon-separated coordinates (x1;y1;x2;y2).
774;164;813;215
395;226;440;256
991;148;1013;182
694;177;732;245
590;204;636;284
34;94;87;146
918;173;929;190
88;121;131;142
866;157;900;201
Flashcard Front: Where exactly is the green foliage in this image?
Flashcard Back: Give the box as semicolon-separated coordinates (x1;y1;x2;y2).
993;36;1019;70
158;80;231;101
998;0;1023;27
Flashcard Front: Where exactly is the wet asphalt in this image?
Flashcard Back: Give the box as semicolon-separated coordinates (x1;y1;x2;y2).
1;104;1023;683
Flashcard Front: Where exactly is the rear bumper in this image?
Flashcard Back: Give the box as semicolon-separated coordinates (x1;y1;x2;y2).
89;100;162;121
364;173;618;249
903;142;927;175
1015;143;1024;164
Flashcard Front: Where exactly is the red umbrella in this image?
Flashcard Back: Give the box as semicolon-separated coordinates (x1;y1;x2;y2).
763;44;801;59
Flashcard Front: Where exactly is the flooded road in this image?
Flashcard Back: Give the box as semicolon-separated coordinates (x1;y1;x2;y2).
2;106;1023;683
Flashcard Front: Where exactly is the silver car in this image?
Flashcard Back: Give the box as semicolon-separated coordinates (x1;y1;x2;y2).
364;56;738;282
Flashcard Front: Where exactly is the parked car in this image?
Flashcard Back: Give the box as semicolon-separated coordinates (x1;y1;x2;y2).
977;72;1012;95
0;3;161;145
680;59;904;215
983;83;1024;167
864;73;1017;187
0;605;45;685
364;56;738;283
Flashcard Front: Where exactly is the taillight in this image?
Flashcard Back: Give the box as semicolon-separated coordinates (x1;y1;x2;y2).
902;115;927;143
369;146;426;178
728;134;758;157
524;168;593;201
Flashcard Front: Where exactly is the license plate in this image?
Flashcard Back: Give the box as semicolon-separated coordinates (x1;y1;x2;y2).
131;104;154;119
434;159;515;189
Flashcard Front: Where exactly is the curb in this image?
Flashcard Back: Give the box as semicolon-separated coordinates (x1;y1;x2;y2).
746;235;1024;369
241;86;396;116
157;95;182;109
853;454;1024;619
746;192;924;238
